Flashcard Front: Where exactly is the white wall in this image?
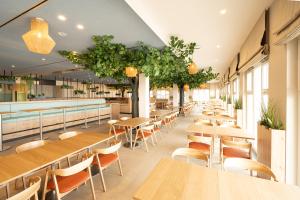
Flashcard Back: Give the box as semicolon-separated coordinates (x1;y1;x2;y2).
138;74;150;118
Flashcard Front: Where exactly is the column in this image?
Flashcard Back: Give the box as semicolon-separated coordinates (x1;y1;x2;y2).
173;84;179;108
286;39;298;185
138;74;150;118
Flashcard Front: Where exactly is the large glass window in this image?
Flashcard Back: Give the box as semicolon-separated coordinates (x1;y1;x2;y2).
233;78;239;102
193;89;209;102
156;90;169;99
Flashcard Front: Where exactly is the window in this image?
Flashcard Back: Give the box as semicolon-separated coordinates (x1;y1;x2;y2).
233;78;239;102
261;63;269;107
226;84;231;101
193;89;209;102
156;90;169;99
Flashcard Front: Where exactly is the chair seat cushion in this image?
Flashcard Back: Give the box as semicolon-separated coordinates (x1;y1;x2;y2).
223;147;250;159
137;130;152;139
47;171;89;193
154;127;160;132
114;128;126;135
189;142;210;152
92;153;118;167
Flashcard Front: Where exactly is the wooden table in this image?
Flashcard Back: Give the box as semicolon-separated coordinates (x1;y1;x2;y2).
198;114;236;122
0;112;15;152
133;158;300;200
115;117;151;149
186;123;254;140
150;110;173;119
0;131;111;185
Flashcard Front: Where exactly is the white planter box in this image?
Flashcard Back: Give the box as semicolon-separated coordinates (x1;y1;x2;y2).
234;109;243;127
227;103;233;116
257;124;286;182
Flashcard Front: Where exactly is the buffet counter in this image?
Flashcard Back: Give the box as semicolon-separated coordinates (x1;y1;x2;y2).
0;99;112;141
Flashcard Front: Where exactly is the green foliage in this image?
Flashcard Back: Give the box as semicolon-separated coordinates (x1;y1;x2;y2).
0;75;16;81
260;102;284;130
234;98;242;109
220;95;226;102
74;89;85;95
58;35;218;88
60;84;73;89
227;97;232;104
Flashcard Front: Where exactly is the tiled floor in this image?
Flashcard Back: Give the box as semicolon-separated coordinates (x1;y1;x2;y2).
1;107;222;200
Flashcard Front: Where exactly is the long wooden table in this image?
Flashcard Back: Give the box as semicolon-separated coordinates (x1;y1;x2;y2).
0;131;111;185
115;117;151;149
133;158;300;200
150;110;173;118
198;114;236;122
186;123;254;140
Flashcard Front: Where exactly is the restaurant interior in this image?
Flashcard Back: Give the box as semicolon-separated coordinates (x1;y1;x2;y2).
0;0;300;199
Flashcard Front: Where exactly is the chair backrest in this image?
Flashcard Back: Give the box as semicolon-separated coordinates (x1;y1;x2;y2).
224;158;277;181
16;140;47;153
59;131;80;140
141;124;155;131
53;155;94;177
108;120;119;128
120;117;130;121
187;135;211;144
153;120;162;126
171;148;208;163
7;176;41;200
93;141;122;155
222;139;251;152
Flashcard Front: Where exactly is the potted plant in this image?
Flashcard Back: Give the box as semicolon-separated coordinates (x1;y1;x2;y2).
233;98;243;127
257;102;285;182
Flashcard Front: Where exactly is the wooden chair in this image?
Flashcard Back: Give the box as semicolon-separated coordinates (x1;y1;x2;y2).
16;140;48;189
58;131;82;167
133;125;156;152
107;120;128;141
92;141;123;192
42;155;96;200
171;148;209;167
8;177;41;200
221;139;252;169
153;119;163;139
224;158;278;181
187;135;212;162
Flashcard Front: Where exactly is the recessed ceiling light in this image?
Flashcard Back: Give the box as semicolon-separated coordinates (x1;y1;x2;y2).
76;24;84;30
11;65;16;68
220;9;227;15
41;58;46;61
58;32;67;37
57;15;67;21
216;45;221;49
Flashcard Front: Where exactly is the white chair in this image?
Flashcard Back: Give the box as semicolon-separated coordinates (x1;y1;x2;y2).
42;155;96;200
8;177;41;200
16;140;48;189
224;158;278;181
92;141;123;192
171;148;209;167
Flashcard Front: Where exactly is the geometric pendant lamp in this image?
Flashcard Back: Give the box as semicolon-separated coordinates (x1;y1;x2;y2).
125;66;138;77
188;62;198;74
22;18;56;54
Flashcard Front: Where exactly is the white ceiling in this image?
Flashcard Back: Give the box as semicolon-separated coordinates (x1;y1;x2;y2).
125;0;274;74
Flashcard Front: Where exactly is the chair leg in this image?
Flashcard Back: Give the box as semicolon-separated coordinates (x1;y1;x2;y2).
88;168;96;200
67;157;71;167
98;168;107;192
117;159;123;176
133;132;139;150
42;171;49;200
22;176;26;189
144;139;149;152
150;136;155;146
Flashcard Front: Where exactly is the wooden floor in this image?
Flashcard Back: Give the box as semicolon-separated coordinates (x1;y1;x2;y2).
0;107;218;200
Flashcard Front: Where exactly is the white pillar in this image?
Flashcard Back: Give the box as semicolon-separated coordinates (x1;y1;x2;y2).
173;84;179;108
138;74;150;118
286;39;298;185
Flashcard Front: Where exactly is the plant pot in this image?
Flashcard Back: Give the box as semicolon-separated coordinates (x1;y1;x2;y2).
234;109;243;127
227;103;233;116
257;124;285;182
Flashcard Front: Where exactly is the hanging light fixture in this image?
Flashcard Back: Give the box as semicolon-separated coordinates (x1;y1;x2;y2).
199;83;208;89
22;18;56;54
184;84;189;91
188;62;198;74
125;66;138;77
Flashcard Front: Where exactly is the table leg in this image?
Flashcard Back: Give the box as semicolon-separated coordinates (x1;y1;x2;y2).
98;106;101;126
39;112;43;140
0;114;11;152
130;126;133;149
63;108;67;132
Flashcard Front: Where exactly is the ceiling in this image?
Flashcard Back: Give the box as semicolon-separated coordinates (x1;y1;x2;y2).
0;0;164;82
125;0;274;74
0;0;274;82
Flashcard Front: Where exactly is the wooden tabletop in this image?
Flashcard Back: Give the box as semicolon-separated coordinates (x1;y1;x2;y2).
0;111;15;115
150;110;173;117
0;132;111;185
133;158;300;200
186;123;254;140
198;114;236;122
115;117;151;128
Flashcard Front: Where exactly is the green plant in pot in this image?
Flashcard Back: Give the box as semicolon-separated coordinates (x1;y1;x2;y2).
260;103;284;130
234;98;242;109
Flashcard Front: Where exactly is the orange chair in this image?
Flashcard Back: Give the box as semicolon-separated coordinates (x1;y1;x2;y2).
42;155;96;200
221;139;252;169
92;141;123;192
108;120;128;141
153;119;163;139
133;125;156;152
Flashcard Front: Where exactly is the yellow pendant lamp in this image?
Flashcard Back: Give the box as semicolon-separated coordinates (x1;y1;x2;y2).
188;62;198;74
125;66;138;77
22;18;56;54
184;84;189;91
199;83;208;89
